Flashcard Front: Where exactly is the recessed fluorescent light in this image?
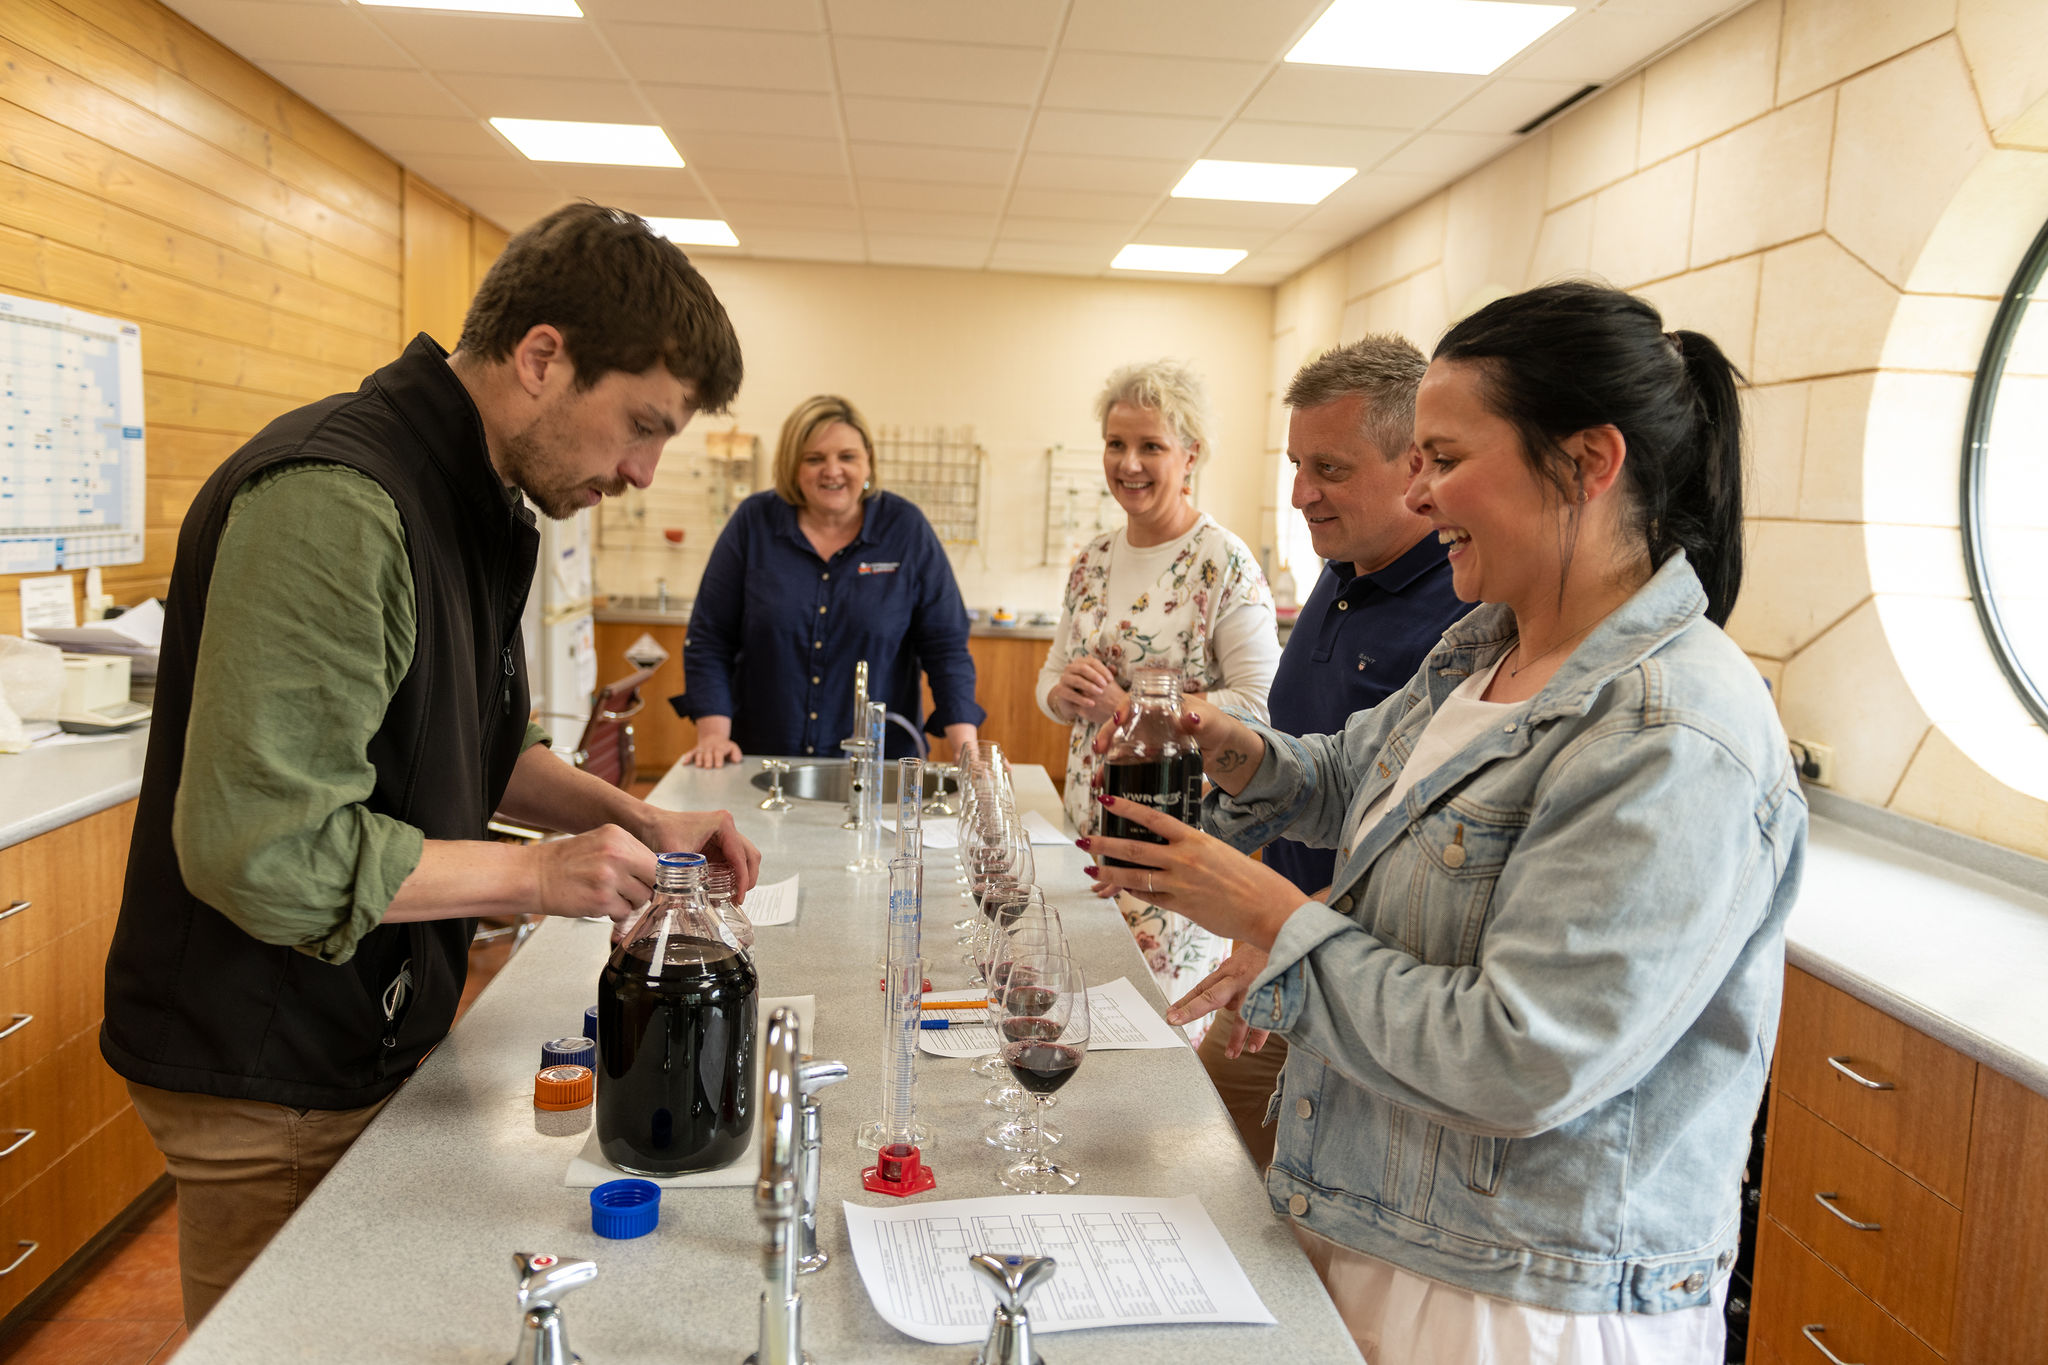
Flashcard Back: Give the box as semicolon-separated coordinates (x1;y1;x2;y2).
1287;0;1574;76
490;118;684;168
1172;159;1357;205
358;0;582;15
1112;244;1248;275
645;217;739;247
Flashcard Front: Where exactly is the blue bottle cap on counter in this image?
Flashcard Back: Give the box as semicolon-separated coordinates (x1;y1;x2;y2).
590;1179;661;1239
542;1035;596;1069
583;1005;599;1041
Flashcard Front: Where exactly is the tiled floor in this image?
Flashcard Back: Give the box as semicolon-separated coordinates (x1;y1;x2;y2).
0;1191;186;1364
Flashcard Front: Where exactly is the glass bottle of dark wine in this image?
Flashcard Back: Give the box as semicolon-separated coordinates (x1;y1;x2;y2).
1098;666;1204;869
596;852;758;1176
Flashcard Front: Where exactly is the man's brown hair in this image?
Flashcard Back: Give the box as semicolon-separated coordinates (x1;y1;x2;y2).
458;202;743;412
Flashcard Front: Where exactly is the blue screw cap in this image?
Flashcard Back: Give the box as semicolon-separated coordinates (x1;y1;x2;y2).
590;1179;661;1239
542;1036;596;1069
583;1005;599;1042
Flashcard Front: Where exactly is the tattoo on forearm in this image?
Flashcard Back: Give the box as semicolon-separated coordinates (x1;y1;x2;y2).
1215;749;1247;773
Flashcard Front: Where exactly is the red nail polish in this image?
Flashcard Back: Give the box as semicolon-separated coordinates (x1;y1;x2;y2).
1083;865;1099;878
1075;837;1092;851
1096;794;1114;808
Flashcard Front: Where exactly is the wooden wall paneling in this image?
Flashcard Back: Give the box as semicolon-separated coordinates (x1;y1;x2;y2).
1952;1067;2048;1365
402;173;474;350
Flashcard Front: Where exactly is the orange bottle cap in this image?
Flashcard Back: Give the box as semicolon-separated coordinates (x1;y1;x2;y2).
534;1064;594;1110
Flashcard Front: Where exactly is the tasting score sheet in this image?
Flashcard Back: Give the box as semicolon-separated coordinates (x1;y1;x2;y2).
918;976;1186;1058
843;1193;1276;1344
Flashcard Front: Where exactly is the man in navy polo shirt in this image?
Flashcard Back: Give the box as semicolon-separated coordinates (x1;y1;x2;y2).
1196;335;1470;1166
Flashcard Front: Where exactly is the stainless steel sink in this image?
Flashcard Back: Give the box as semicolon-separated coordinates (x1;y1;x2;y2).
599;594;692;616
750;761;958;804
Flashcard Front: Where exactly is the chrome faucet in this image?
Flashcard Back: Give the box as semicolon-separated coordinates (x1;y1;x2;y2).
842;661;871;829
796;1057;850;1274
656;577;670;611
968;1253;1057;1365
506;1251;597;1365
746;1008;806;1365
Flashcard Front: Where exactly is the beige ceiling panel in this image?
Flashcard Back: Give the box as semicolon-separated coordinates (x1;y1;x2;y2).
581;0;822;31
721;200;858;230
1061;0;1325;62
1015;151;1180;195
1005;186;1157;221
1282;173;1439;243
452;187;581;231
824;0;1062;48
996;217;1130;246
856;179;1006;213
1125;223;1271;252
1375;131;1519;180
439;73;647;124
1041;51;1265;118
262;62;470;119
740;229;869;262
164;0;411;65
833;37;1047;104
1026;110;1217;160
849;143;1016;185
675;133;847;177
400;153;550;193
1244;66;1479;129
1146;197;1309;231
1205;121;1405;167
1436;78;1591;135
840;97;1030;151
865;234;994;267
606;24;832;91
343;112;503;159
538;165;705;202
609;194;729;220
1506;5;1724;84
988;240;1116;272
860;208;1001;237
693;169;856;205
365;12;617;78
642;86;840;139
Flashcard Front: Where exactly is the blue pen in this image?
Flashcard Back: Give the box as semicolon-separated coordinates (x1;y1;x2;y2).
919;1019;952;1030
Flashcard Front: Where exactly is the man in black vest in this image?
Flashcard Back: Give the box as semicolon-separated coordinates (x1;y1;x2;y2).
101;203;756;1326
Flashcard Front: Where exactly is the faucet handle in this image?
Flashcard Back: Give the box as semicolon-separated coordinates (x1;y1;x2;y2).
796;1057;849;1098
512;1252;597;1314
968;1253;1056;1312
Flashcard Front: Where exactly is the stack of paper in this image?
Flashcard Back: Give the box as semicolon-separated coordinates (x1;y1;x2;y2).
30;598;164;678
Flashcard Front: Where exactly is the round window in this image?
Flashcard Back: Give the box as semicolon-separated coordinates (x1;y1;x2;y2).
1962;217;2048;730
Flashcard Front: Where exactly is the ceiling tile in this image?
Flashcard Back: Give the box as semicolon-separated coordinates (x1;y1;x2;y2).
833;37;1048;105
602;191;727;219
1374;130;1518;180
1041;51;1264;118
164;0;410;66
841;97;1030;151
1015;151;1180;195
581;0;821;31
988;240;1116;272
1124;223;1273;252
1505;5;1722;83
1243;66;1479;128
439;73;647;124
856;178;1006;213
1435;78;1591;135
1004;186;1156;221
364;12;617;78
1061;0;1324;62
641;86;840;139
400;153;550;193
1282;172;1440;241
692;169;856;205
450;187;576;231
720;200;859;229
996;216;1130;246
534;165;704;202
342;112;502;159
740;228;868;262
675;133;847;178
861;208;1000;237
1205;120;1405;167
260;62;469;119
849;143;1015;185
865;233;993;267
824;0;1062;48
1027;110;1217;160
605;25;832;90
1145;198;1310;231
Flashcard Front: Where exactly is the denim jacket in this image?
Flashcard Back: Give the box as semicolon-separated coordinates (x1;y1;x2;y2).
1208;553;1806;1315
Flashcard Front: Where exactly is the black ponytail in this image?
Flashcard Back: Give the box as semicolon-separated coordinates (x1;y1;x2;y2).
1434;282;1748;626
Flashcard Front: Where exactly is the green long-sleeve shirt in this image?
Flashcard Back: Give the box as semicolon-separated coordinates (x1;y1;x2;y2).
172;462;547;965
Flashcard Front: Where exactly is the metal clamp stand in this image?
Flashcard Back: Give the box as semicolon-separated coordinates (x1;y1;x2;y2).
796;1057;849;1274
967;1254;1057;1365
759;759;793;812
506;1251;597;1365
747;1008;808;1365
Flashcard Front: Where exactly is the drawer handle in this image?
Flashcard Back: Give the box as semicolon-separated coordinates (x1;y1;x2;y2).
0;1129;31;1160
0;1014;30;1042
0;900;28;922
1801;1324;1863;1365
1825;1056;1895;1090
1813;1191;1881;1231
0;1240;35;1276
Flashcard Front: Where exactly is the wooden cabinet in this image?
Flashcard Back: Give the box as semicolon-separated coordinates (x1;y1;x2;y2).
0;802;163;1322
1750;966;2048;1365
592;620;694;781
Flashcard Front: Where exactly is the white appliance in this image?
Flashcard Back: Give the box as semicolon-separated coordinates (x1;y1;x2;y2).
521;505;597;760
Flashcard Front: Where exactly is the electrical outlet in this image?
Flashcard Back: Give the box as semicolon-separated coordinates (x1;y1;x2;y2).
1790;738;1835;787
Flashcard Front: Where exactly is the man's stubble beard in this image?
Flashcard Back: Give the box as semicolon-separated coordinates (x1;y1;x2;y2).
500;411;624;520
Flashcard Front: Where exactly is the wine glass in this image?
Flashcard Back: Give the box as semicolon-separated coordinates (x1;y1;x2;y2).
995;948;1089;1192
981;906;1066;1114
968;886;1048;1077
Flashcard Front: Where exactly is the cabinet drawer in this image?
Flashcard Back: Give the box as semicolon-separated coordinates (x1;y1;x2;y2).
1775;968;1975;1202
0;920;113;1085
1764;1094;1960;1352
0;1027;134;1208
0;1105;160;1320
1750;1219;1942;1365
0;802;134;968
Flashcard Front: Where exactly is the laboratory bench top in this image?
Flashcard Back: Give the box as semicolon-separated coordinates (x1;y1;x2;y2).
0;725;149;851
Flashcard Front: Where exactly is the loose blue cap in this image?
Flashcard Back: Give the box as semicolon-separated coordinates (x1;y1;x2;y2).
591;1179;661;1239
542;1036;596;1069
583;1005;599;1042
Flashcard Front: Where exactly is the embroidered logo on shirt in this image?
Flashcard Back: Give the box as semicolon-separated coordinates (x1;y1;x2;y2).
1357;652;1376;672
857;561;900;575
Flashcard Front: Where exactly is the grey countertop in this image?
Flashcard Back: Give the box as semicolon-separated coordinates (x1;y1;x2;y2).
0;727;149;851
173;760;1361;1364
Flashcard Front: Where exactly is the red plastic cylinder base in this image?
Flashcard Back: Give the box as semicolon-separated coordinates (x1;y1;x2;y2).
861;1142;936;1197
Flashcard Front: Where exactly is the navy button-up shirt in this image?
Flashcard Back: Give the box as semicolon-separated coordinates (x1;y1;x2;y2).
1264;533;1468;894
679;490;984;759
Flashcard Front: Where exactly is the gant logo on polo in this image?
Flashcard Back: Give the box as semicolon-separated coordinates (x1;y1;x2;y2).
857;561;900;575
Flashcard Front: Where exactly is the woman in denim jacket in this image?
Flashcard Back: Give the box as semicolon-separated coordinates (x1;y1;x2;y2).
1081;282;1806;1363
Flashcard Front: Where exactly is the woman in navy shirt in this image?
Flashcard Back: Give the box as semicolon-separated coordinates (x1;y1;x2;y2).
679;394;983;764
